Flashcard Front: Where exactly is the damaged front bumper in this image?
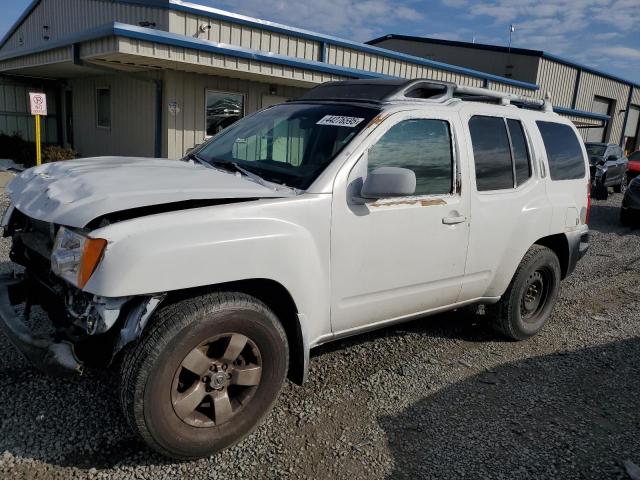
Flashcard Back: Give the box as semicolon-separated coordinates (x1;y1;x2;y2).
0;273;165;377
0;273;83;376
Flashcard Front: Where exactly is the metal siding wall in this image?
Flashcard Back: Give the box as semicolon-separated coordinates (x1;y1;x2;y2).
631;87;640;106
169;11;318;61
535;58;578;107
164;70;306;158
0;77;58;143
117;38;344;87
0;0;168;53
574;71;630;144
71;74;156;158
488;82;536;97
327;44;484;87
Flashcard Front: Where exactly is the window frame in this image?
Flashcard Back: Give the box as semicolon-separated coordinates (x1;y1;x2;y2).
204;88;246;139
365;115;459;198
95;86;112;130
468;113;535;194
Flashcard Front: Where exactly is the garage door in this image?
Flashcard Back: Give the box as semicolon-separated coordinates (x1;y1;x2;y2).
586;96;613;143
624;105;639;153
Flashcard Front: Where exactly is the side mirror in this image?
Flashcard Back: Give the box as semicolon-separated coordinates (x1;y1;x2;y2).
360;166;416;199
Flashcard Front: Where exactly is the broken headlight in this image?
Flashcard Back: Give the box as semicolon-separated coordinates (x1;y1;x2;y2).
51;227;107;289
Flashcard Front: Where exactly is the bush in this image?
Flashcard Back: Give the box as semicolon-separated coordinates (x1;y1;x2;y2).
0;133;76;167
43;145;77;162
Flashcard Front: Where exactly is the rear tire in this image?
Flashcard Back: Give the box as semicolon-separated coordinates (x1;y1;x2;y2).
614;173;628;193
489;245;561;341
120;291;288;459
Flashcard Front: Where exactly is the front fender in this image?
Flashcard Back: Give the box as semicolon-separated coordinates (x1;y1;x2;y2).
83;196;332;342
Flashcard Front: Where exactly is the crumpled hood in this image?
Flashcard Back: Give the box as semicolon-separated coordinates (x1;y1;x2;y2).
7;157;291;228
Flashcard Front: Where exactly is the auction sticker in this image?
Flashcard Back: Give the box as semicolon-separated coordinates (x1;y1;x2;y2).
317;115;365;127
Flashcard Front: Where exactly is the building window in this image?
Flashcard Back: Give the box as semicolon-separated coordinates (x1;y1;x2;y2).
96;87;111;129
368;119;453;196
206;90;245;136
537;121;586;181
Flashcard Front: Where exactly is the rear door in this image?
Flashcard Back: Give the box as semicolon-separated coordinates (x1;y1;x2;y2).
459;111;548;300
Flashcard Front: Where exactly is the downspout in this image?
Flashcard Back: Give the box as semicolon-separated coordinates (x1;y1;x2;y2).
571;68;581;109
620;86;633;147
154;79;163;158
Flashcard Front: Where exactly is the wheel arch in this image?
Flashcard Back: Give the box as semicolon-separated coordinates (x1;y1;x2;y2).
163;278;307;385
534;233;570;279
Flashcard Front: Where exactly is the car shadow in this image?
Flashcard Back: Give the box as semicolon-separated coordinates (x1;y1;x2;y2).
378;338;640;479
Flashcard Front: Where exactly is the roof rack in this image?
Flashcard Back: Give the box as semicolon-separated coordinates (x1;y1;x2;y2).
296;79;553;112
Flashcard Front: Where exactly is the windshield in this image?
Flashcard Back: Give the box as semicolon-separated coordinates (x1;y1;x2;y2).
629;151;640;161
586;144;607;156
195;103;380;189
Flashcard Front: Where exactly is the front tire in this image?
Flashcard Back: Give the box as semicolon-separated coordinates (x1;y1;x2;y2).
489;245;561;341
120;291;289;459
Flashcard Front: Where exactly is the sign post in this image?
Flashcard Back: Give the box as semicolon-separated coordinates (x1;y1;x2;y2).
28;92;47;166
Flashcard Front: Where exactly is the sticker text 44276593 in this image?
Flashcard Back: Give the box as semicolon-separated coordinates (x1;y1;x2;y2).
316;115;365;127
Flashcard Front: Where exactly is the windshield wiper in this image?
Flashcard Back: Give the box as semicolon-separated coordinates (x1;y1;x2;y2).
185;151;212;168
209;159;274;188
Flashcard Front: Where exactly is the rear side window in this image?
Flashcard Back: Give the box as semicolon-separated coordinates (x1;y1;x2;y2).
537;121;586;180
507;119;532;186
469;116;513;191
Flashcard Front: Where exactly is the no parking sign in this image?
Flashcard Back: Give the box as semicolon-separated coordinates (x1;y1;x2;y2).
28;92;47;166
29;92;47;116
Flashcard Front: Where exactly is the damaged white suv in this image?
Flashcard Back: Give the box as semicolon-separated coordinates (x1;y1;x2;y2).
1;79;590;459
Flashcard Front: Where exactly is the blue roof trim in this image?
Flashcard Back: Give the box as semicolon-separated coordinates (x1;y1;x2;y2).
0;0;171;50
0;0;40;49
0;0;537;90
0;24;116;61
0;22;394;80
166;1;538;91
553;106;610;122
543;52;639;89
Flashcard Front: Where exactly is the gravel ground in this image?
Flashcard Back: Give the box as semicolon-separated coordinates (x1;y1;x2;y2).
0;191;639;480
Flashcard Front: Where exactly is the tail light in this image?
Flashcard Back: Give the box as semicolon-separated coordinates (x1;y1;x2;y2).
585;181;592;224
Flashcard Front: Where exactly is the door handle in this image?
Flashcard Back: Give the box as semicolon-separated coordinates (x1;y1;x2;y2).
442;215;467;225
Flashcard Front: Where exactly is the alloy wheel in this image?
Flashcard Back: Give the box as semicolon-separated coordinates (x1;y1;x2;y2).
171;333;262;427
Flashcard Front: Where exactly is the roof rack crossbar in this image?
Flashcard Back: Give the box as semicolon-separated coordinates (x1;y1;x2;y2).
452;84;552;111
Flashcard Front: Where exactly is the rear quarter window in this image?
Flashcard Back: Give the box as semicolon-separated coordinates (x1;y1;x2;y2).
537;121;586;180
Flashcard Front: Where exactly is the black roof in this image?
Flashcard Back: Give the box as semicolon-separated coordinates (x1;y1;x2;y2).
367;34;544;57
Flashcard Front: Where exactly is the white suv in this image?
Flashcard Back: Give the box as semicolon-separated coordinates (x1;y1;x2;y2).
0;79;590;459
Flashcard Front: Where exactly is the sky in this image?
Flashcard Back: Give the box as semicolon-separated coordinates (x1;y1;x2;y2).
1;0;639;81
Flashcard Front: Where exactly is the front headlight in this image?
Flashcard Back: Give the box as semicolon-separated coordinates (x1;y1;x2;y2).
51;227;107;288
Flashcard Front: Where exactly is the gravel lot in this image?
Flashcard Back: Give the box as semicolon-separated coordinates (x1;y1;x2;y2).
0;191;639;480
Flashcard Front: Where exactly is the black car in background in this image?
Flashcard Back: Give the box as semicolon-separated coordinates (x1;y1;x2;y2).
621;175;640;226
586;142;628;199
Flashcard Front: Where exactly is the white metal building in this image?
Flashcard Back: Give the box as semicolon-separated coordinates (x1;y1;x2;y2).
0;0;619;159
